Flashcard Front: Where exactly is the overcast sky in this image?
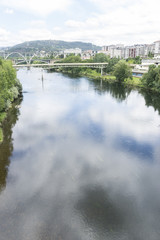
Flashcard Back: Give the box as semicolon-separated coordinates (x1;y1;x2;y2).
0;0;160;47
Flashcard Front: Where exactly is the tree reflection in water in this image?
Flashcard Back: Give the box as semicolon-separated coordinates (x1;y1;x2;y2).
0;97;22;192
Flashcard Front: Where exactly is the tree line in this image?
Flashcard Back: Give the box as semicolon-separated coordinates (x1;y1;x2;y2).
57;53;133;82
57;53;160;92
0;59;22;112
0;58;22;142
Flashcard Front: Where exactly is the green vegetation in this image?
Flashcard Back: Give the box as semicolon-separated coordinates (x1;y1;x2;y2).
126;56;142;64
55;53;160;93
92;53;109;63
93;54;119;74
56;54;138;85
80;68;116;81
105;57;119;73
142;65;160;92
0;58;22;143
60;55;82;63
124;76;142;87
113;60;132;82
148;51;154;58
7;40;101;55
0;128;2;143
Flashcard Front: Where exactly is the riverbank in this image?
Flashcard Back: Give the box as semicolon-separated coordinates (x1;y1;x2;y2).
0;113;7;143
56;68;142;88
0;59;22;144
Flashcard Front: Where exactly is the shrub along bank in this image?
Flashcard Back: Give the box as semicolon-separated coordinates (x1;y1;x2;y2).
141;65;160;92
0;59;22;143
56;54;160;93
57;56;140;86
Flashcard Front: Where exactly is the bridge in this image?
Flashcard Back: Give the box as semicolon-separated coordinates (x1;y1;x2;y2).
4;52;51;65
4;52;35;64
13;62;108;75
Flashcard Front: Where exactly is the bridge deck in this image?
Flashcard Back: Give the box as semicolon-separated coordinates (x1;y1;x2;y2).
13;62;108;68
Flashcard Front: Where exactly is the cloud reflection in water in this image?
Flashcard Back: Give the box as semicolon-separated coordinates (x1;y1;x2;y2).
0;68;160;240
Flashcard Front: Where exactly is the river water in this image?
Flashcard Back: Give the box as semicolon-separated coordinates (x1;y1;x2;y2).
0;67;160;240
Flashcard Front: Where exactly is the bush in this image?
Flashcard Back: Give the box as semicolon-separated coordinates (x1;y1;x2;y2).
142;65;160;91
0;59;22;112
113;60;132;82
93;53;109;63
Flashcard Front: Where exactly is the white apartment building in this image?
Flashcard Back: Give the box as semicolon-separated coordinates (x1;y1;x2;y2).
102;45;127;58
101;41;157;59
134;45;145;57
154;41;160;56
63;48;82;57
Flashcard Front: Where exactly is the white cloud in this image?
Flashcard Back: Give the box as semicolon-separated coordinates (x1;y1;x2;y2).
65;20;85;28
61;0;160;45
4;8;14;14
0;0;160;46
30;20;46;27
53;27;61;31
19;28;55;41
0;28;11;46
0;0;73;16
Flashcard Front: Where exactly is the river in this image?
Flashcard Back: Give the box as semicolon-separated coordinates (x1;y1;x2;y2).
0;67;160;240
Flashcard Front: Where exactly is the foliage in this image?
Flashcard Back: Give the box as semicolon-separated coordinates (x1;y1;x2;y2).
8;40;101;54
148;51;154;58
91;54;119;74
124;76;142;86
133;56;142;64
140;89;160;115
126;58;134;64
142;65;160;91
60;54;82;63
0;128;3;142
0;112;6;123
113;60;132;82
93;53;109;63
105;57;119;73
0;59;22;112
126;57;142;64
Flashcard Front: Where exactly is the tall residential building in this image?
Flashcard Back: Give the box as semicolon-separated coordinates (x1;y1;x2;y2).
101;41;157;59
154;41;160;56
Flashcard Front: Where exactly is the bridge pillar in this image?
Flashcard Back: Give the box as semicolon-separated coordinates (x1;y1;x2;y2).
100;67;103;76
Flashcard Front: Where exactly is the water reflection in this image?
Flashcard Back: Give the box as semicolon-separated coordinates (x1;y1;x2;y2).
0;68;160;240
140;89;160;115
89;79;132;102
0;98;22;192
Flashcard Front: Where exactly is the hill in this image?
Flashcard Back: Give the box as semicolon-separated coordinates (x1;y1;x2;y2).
8;40;101;54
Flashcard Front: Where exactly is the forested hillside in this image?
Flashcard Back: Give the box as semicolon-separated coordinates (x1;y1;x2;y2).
8;40;101;54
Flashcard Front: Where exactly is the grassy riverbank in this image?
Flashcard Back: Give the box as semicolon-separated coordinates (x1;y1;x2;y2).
0;59;22;143
58;67;142;87
56;54;160;93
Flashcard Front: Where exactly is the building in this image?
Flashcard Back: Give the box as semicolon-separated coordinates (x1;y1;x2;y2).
63;48;82;58
154;41;160;56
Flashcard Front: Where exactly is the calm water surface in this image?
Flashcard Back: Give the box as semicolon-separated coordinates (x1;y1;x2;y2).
0;67;160;240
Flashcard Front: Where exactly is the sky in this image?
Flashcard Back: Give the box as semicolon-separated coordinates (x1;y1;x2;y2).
0;0;160;47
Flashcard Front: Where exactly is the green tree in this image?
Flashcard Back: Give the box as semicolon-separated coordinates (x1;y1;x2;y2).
105;57;119;73
142;65;160;91
57;54;82;75
61;54;82;63
148;51;154;58
133;56;141;64
113;60;132;82
0;59;22;112
93;53;109;63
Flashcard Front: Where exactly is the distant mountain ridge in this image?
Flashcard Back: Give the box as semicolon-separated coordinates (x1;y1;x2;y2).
8;40;101;53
